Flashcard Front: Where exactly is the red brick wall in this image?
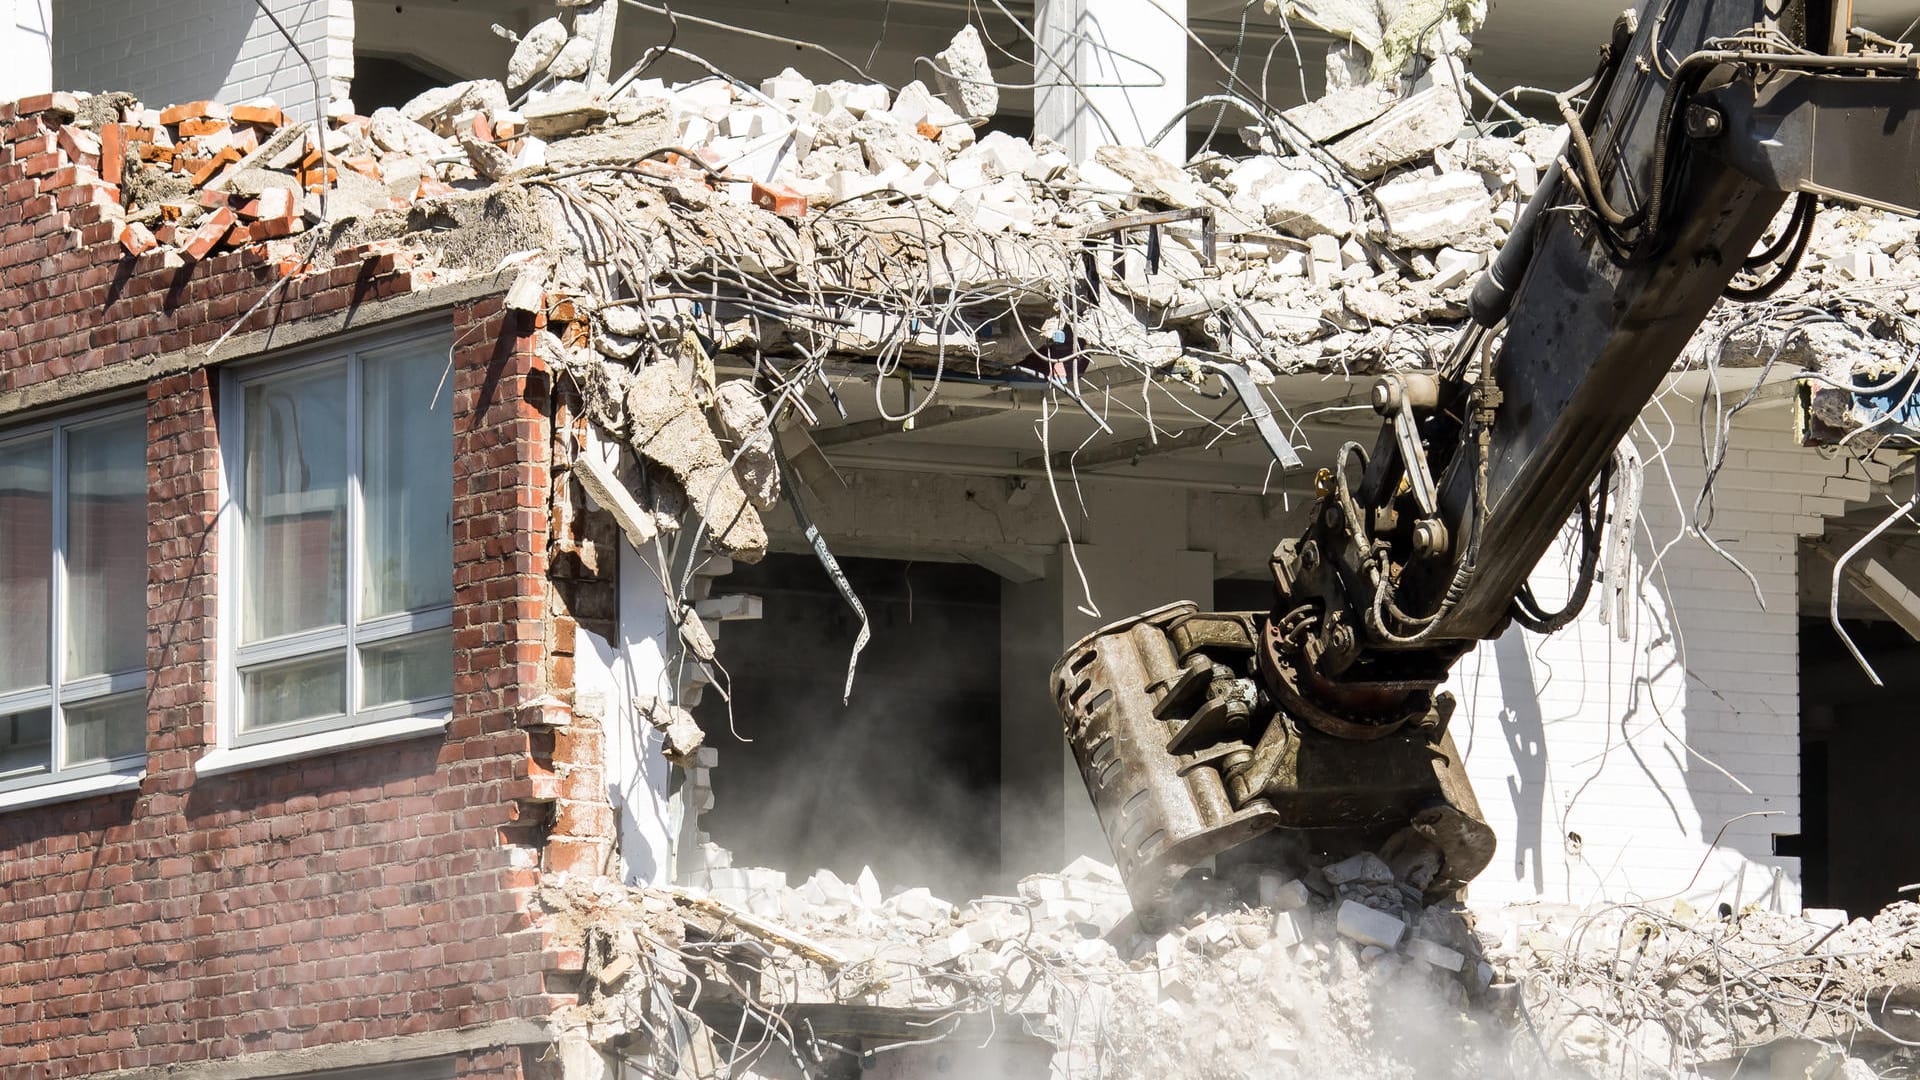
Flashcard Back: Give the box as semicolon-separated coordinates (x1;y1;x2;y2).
0;98;596;1078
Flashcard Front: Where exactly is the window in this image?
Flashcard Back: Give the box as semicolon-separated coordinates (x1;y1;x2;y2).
223;331;453;746
0;409;147;791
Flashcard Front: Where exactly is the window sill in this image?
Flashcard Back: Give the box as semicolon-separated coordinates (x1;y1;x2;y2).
195;713;449;779
0;770;145;813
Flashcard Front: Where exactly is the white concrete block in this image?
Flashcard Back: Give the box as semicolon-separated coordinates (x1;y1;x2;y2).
1408;937;1466;972
1323;852;1394;886
1271;907;1309;949
1336;900;1406;949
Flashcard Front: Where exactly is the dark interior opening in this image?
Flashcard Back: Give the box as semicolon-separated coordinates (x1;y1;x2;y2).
697;553;1003;900
1799;616;1920;915
351;54;456;113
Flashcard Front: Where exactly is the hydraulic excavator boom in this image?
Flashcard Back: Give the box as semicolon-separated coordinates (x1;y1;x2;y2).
1053;0;1920;928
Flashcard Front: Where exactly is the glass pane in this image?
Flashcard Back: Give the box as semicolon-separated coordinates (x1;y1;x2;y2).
360;627;452;710
243;366;347;643
0;707;51;779
64;691;145;765
360;345;453;619
65;417;146;679
0;436;52;694
241;652;346;731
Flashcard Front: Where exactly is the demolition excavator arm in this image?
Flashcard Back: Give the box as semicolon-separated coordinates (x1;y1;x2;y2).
1053;0;1920;928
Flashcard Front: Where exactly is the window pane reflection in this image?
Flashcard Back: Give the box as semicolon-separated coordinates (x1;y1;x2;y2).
361;346;452;620
65;418;146;679
0;437;51;694
243;367;347;643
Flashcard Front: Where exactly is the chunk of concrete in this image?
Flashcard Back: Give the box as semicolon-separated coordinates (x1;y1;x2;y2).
544;106;676;168
1430;246;1482;289
368;107;455;160
1372;169;1489;249
1282;80;1399;144
1261;876;1313;912
1323;852;1395;886
1259;169;1357;238
1094;144;1209;209
1336;899;1406;949
508;17;569;87
547;34;595;81
935;24;999;119
1271;907;1309;948
1328;84;1467;179
624;363;767;560
710;380;781;511
1408;937;1466;972
523;89;611;139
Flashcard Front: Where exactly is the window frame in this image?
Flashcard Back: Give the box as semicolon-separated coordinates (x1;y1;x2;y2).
0;403;149;796
215;325;456;755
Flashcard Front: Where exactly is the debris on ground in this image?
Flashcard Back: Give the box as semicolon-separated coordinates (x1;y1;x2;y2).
545;846;1920;1079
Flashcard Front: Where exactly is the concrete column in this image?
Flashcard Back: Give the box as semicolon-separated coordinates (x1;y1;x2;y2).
998;483;1214;879
1033;0;1189;158
603;539;676;885
0;0;51;102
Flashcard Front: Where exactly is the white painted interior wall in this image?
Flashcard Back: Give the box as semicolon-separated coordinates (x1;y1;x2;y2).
51;0;352;120
1451;402;1873;912
0;0;51;102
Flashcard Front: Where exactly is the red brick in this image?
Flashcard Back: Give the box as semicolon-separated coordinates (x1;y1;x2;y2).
14;92;77;119
158;100;227;126
178;207;234;260
751;180;807;218
230;104;285;128
99;123;125;187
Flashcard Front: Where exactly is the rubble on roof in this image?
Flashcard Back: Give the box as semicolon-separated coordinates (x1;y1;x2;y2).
37;20;1913;408
545;843;1920;1079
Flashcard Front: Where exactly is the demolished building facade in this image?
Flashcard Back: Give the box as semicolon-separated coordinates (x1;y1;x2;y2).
5;1;1920;1078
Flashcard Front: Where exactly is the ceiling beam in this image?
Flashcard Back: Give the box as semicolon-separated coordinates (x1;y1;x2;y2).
808;405;1005;448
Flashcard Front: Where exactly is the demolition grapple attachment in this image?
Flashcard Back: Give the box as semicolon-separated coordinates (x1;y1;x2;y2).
1052;602;1493;930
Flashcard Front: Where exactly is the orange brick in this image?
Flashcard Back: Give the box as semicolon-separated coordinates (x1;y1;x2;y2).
176;117;228;137
248;215;297;241
99;123;124;187
15;92;77;119
118;221;157;256
55;125;100;167
751;180;807;218
917;120;942;140
39;164;98;191
158;100;227;126
179;207;235;260
231;126;259;153
230;104;284;128
189;146;241;188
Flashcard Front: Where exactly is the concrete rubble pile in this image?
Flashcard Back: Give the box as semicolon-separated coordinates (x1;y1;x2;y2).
33;10;1920;401
544;844;1920;1079
25;13;1920;570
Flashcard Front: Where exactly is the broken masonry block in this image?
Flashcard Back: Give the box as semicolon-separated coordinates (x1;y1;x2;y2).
159;100;229;127
1408;937;1466;972
934;24;998;119
1272;907;1309;949
1322;852;1395;886
1265;878;1312;913
751;180;807;219
118;221;157;257
1335;899;1406;949
179;208;236;261
231;103;285;128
